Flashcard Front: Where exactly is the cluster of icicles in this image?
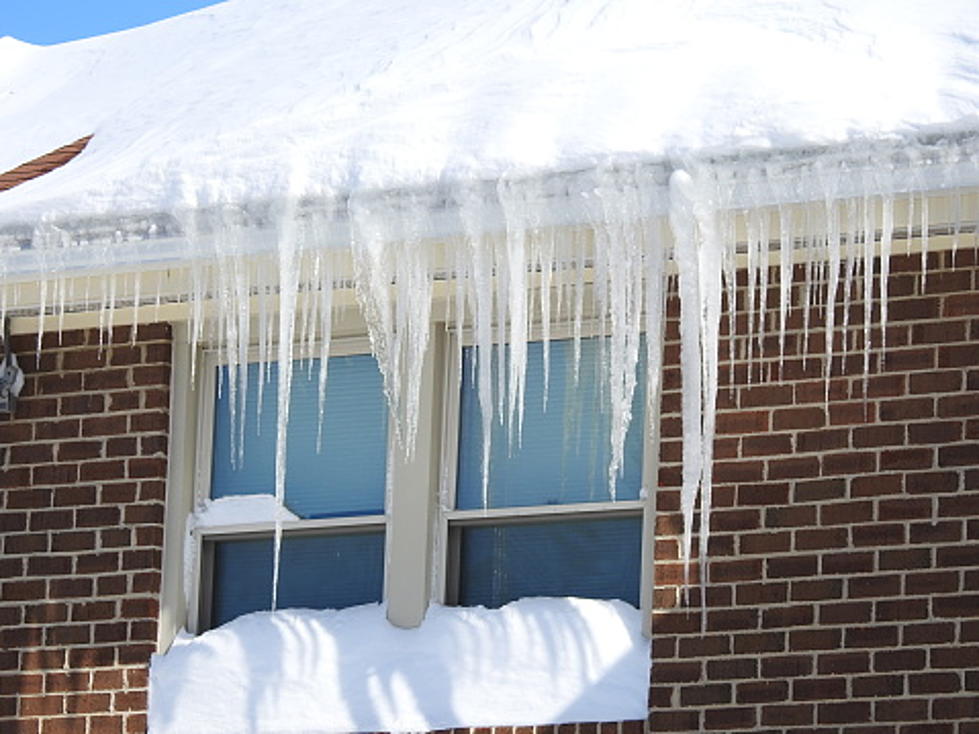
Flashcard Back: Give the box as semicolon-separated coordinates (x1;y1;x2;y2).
9;140;979;610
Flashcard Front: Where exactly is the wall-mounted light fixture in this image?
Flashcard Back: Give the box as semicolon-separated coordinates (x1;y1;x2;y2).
0;319;24;414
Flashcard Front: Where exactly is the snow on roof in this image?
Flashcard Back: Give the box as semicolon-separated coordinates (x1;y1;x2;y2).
2;0;979;227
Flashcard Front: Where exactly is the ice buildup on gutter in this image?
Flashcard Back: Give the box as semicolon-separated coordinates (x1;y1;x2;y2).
3;136;979;607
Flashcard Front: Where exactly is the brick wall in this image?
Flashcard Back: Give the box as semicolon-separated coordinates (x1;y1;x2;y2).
0;324;171;734
1;249;975;734
652;248;979;731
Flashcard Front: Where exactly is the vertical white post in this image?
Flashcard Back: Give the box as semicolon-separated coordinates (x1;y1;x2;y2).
385;327;443;628
158;322;198;650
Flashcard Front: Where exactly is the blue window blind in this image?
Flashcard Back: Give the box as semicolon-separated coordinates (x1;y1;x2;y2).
456;337;645;510
456;516;641;608
210;354;388;518
210;530;385;627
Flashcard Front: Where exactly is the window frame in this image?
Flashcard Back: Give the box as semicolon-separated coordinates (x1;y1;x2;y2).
187;335;392;633
163;316;658;644
433;321;658;629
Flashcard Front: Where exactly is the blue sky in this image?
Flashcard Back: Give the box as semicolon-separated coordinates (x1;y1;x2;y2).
1;0;224;45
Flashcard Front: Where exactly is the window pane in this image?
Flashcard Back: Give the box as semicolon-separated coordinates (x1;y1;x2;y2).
456;337;644;510
455;516;641;608
210;530;385;628
211;354;388;518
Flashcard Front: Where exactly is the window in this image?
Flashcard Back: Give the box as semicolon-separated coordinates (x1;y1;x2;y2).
441;335;647;609
192;340;389;631
172;325;656;638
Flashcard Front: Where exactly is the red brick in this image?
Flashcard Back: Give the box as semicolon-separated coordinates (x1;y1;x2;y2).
680;683;731;706
760;703;813;726
768;456;820;479
853;522;906;546
938;443;979;466
60;393;106;415
819;601;872;625
53;485;97;506
717;410;769;434
20;694;64;716
874;648;926;672
649;711;700;731
793;676;847;701
906;470;960;493
903;621;956;645
740;531;791;554
936;545;976;568
130;411;169;432
88;716;124;734
761;604;813;629
796;526;847;550
875;697;929;722
677;635;730;658
32;464;79;485
706;657;758;680
931;696;979;720
910;672;962;695
49;577;93;598
35;419;81;440
83;369;130;390
817;700;872;724
704;706;755;729
651;661;701;683
791;578;843;602
735;581;787;605
773;406;825;430
821;500;873;525
42;717;91;734
796;428;849;452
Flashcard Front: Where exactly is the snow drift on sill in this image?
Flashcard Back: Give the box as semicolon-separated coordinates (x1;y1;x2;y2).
2;0;979;225
148;598;650;733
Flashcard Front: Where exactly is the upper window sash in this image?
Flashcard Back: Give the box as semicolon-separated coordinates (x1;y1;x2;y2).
453;333;647;511
198;337;389;521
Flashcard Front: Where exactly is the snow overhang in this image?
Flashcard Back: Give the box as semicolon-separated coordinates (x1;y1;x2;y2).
1;132;978;290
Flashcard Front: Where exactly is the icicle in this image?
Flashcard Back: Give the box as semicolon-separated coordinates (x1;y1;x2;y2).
315;247;334;452
154;269;163;323
861;187;876;399
668;168;703;595
497;178;536;454
879;192;894;367
744;205;759;381
350;189;435;458
256;254;270;427
458;185;497;508
594;165;646;495
920;193;930;291
537;211;556;412
131;272;142;345
777;204;793;370
905;190;915;256
756;207;770;368
56;276;67;344
692;170;723;617
842;196;859;364
821;163;841;401
718;186;737;391
269;155;310;612
643;206;668;459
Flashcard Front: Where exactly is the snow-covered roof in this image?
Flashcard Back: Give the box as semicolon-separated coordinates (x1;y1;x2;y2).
2;0;979;228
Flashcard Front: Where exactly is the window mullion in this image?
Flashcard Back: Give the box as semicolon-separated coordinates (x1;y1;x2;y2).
385;326;444;628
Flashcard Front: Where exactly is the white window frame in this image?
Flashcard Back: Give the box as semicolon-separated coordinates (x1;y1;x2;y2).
433;322;657;633
187;335;397;633
160;317;657;647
